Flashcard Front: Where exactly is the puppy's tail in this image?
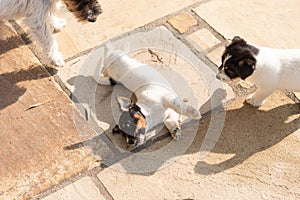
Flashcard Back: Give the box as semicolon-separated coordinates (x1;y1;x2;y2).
162;96;201;119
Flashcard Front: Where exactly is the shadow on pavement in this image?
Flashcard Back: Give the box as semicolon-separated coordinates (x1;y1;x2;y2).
0;21;30;55
194;101;300;175
0;66;57;110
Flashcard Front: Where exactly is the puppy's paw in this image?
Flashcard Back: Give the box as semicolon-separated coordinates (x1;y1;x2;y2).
171;127;181;140
50;51;65;67
246;95;265;108
53;18;67;32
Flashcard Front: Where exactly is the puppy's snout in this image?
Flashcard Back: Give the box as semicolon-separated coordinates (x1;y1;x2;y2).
88;17;97;22
128;139;135;144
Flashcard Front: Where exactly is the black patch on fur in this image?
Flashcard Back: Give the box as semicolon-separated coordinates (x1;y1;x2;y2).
109;77;117;85
118;102;146;141
219;36;259;80
63;0;102;22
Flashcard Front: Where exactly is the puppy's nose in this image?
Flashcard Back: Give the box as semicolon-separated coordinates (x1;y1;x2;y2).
88;17;97;22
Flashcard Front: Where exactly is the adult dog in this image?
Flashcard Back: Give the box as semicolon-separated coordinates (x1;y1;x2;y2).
217;36;300;107
0;0;102;66
93;42;201;148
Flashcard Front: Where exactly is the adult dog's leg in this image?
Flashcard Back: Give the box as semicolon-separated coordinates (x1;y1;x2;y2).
24;5;64;66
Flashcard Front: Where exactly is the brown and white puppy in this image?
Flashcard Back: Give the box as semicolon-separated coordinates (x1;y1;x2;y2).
217;36;300;107
0;0;102;66
93;42;201;148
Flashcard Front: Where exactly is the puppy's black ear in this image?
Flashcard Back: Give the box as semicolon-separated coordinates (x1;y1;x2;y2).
232;36;247;45
117;96;132;111
238;57;256;79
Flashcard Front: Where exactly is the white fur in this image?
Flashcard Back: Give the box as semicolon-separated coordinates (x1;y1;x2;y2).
95;43;201;139
0;0;66;66
217;46;300;107
244;47;300;107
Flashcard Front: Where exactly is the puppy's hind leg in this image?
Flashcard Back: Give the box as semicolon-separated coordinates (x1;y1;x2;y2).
164;109;181;140
162;96;201;119
24;15;64;66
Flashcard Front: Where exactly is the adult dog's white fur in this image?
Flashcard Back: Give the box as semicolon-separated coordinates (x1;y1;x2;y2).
218;36;300;107
93;42;201;145
0;0;66;66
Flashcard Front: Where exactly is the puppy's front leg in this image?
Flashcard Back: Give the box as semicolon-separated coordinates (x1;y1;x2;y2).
164;110;181;140
247;88;274;107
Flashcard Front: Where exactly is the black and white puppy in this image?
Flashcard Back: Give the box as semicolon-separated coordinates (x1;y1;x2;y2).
93;42;201;147
217;36;300;107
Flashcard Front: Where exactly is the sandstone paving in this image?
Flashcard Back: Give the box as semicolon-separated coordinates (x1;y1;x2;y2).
98;91;300;200
0;21;99;200
193;0;300;48
42;177;105;200
1;0;300;199
51;0;202;59
167;12;198;34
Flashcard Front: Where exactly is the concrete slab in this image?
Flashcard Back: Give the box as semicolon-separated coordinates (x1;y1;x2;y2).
42;177;104;200
0;21;97;199
46;0;203;60
98;91;300;199
167;13;198;34
187;28;221;50
208;46;224;66
193;0;300;48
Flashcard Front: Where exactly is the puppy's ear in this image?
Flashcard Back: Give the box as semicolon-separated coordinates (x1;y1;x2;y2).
104;41;114;58
232;36;247;45
117;96;132;111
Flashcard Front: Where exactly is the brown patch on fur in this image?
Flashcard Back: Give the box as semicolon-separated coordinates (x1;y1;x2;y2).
62;0;102;22
134;113;146;129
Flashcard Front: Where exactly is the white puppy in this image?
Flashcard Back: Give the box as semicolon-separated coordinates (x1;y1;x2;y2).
93;42;201;147
217;36;300;107
0;0;102;66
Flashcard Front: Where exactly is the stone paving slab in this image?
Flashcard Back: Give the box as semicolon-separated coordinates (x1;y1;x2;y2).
167;12;198;34
98;91;300;200
193;0;300;48
49;0;202;60
42;177;105;200
0;21;97;200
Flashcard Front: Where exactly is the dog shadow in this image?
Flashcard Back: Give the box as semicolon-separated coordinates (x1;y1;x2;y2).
0;65;57;110
193;98;300;175
0;21;30;55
